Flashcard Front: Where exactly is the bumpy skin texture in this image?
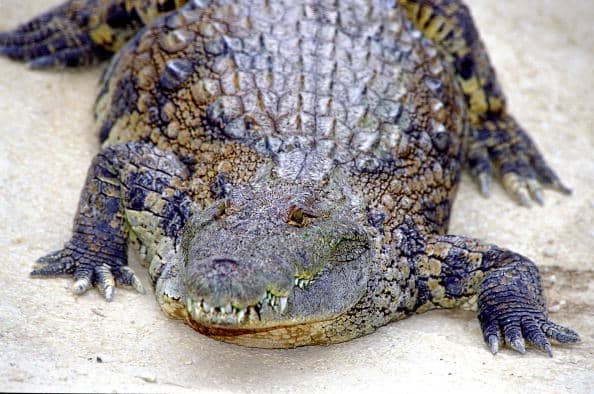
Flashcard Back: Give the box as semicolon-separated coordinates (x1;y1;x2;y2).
3;0;579;354
397;0;571;205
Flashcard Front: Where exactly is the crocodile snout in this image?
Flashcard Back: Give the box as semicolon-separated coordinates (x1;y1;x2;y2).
183;248;295;326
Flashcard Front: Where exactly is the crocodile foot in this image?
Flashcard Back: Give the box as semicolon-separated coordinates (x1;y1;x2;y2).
32;240;145;301
478;263;580;356
466;114;571;206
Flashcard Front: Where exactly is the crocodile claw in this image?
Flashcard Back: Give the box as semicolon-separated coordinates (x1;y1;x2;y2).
32;241;145;301
468;114;571;206
488;334;500;355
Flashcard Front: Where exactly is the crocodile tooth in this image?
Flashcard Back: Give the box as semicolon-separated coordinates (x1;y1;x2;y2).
73;278;92;294
237;309;245;322
248;306;258;322
193;304;201;317
279;297;288;313
202;301;212;313
225;303;232;314
186;297;193;310
294;278;299;286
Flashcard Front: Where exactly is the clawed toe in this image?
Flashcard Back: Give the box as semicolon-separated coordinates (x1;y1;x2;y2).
468;114;570;206
32;243;145;301
73;276;93;295
0;31;95;68
94;264;116;301
502;172;539;207
541;321;580;343
503;321;526;354
32;249;76;276
488;334;500;354
509;338;526;354
115;266;146;294
526;179;545;206
481;314;580;356
28;47;91;68
520;317;552;357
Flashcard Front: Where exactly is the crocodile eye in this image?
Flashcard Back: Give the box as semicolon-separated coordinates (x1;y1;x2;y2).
287;205;316;227
288;206;305;226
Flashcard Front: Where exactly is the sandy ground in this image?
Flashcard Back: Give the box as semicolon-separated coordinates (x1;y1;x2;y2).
0;0;593;393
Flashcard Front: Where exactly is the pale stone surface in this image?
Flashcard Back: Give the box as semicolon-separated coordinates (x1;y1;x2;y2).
0;1;592;392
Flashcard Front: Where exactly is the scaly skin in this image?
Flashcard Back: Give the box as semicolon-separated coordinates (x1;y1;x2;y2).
1;0;579;354
398;0;572;203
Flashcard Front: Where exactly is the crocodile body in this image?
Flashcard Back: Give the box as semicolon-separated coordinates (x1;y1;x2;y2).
0;0;579;353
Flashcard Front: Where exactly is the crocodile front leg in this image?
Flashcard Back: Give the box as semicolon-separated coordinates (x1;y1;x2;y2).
32;142;192;301
388;221;579;356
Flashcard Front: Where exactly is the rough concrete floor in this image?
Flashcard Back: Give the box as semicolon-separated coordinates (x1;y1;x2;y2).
0;0;593;393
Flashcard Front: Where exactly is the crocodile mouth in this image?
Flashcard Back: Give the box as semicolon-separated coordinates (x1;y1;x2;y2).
182;265;366;348
180;240;370;347
185;276;314;328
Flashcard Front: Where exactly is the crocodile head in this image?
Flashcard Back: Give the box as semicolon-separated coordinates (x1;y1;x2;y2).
179;170;372;347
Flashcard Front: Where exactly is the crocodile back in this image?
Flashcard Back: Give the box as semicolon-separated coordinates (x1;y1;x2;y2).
95;0;468;234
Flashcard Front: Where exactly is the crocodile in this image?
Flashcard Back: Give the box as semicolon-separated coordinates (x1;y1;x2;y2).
0;0;580;354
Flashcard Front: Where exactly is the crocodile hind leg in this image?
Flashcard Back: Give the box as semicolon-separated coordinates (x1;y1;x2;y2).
32;142;192;301
389;221;579;356
0;0;187;68
398;0;570;205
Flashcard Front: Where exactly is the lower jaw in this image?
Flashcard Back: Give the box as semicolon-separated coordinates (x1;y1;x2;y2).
184;315;334;348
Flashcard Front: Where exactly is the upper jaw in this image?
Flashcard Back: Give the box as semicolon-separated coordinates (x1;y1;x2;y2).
185;289;289;327
185;269;318;328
